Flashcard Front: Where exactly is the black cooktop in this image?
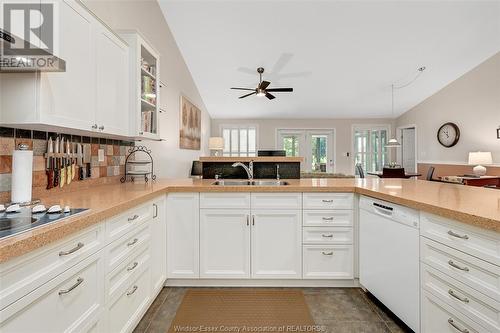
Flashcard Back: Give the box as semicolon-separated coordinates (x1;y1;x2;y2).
0;208;88;239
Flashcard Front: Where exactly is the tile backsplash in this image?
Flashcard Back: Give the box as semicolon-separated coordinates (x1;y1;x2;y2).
0;127;134;193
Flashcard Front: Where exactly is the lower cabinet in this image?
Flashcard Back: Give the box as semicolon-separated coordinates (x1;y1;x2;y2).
303;245;353;279
150;197;167;293
200;209;251;278
251;210;302;279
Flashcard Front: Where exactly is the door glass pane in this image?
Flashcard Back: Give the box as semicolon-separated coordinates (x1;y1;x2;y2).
239;129;248;156
223;129;230;156
311;135;327;172
230;129;239;156
283;136;299;157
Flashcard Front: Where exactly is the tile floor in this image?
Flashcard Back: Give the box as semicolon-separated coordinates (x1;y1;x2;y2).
133;288;410;333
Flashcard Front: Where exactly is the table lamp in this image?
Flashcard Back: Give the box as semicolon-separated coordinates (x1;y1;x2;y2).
208;137;224;156
468;151;492;176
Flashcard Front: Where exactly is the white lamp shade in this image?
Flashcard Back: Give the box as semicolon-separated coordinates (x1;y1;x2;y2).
385;138;401;148
468;151;492;165
208;137;224;150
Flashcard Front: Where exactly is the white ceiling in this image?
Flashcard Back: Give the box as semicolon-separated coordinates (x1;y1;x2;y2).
158;1;500;119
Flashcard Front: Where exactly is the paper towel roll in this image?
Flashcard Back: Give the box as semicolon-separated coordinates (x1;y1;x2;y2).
11;148;33;204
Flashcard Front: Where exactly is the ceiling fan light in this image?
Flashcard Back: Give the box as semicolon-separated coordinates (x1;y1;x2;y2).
256;90;265;97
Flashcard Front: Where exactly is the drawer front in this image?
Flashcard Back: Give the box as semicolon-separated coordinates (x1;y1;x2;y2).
303;245;353;279
107;265;151;333
0;224;103;310
106;243;150;301
422;263;500;332
421;289;487;333
0;252;103;333
421;212;500;266
200;192;249;209
106;202;153;243
303;193;353;210
106;222;151;273
421;237;500;300
251;193;302;210
303;210;353;227
303;227;353;245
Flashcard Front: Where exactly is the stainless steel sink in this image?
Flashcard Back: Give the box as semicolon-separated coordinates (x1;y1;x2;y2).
211;180;290;186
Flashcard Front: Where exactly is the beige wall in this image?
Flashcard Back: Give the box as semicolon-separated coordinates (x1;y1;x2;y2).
211;118;395;175
85;0;211;178
396;52;500;166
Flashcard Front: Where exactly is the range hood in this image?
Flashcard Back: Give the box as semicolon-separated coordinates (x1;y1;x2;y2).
0;28;66;72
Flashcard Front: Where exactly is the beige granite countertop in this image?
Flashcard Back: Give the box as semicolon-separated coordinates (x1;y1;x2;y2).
1;178;499;263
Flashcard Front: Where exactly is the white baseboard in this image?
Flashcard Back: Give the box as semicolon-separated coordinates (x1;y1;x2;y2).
164;278;359;288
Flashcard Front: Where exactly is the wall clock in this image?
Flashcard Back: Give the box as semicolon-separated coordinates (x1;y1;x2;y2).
437;122;460;148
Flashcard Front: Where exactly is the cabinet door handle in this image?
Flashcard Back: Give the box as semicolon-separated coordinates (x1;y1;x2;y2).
448;260;469;272
59;242;84;256
322;251;334;256
128;214;139;222
322;199;334;203
126;285;138;296
448;318;469;333
321;234;334;238
153;204;158;218
246;215;249;226
322;217;334;221
252;215;255;226
58;277;84;295
448;230;469;240
448;289;469;303
127;238;138;247
127;262;139;272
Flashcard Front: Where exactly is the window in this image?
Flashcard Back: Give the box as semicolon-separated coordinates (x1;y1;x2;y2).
277;129;334;173
353;126;389;175
221;125;257;156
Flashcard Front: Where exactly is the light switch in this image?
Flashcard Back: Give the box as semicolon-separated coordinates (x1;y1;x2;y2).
98;149;105;162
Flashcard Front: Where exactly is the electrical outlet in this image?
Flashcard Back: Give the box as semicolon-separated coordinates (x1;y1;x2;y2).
98;149;105;162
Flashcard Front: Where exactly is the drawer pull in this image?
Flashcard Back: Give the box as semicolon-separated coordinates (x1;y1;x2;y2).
322;217;334;221
58;277;84;295
127;262;139;271
447;230;469;240
322;251;334;256
127;285;138;296
128;214;139;222
448;260;469;272
448;289;470;303
448;318;469;333
59;242;84;256
321;234;334;238
322;199;334;203
153;204;158;218
127;238;139;247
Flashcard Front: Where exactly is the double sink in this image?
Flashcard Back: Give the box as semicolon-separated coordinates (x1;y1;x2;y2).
211;180;290;186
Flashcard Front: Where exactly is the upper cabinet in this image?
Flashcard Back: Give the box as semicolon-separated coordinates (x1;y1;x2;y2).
120;32;161;140
0;0;130;138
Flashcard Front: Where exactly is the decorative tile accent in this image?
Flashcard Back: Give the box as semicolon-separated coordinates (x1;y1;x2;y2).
32;139;47;156
113;145;120;155
0;138;15;155
120;146;127;156
119;156;125;165
99;166;107;177
99;156;107;167
0;156;13;174
91;156;99;168
0;174;12;192
32;171;46;187
91;144;99;156
113;166;120;176
91;167;100;179
32;156;45;172
106;145;114;156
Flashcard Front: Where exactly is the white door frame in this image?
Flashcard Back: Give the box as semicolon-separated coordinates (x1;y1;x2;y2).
276;128;336;173
396;124;418;172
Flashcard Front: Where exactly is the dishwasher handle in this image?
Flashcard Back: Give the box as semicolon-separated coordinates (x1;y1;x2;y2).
372;202;394;217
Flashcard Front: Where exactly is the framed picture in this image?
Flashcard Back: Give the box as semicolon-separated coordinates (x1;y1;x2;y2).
179;95;201;150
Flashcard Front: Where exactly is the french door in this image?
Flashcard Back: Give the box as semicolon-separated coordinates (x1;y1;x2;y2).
277;129;334;173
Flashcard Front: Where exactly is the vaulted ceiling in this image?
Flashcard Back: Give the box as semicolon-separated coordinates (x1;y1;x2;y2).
158;1;500;119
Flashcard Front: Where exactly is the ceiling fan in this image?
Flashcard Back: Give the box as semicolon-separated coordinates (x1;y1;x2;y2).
231;67;293;100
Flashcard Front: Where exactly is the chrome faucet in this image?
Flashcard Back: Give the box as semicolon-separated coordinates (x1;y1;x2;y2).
232;161;254;180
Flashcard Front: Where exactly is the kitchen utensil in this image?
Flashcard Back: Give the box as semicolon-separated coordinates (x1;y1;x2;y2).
66;141;72;185
54;157;60;188
77;144;84;180
46;157;54;190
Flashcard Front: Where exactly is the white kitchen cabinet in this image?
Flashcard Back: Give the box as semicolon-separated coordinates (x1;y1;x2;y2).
150;197;167;293
200;209;251;278
95;26;129;136
0;251;104;333
251;210;302;279
167;193;199;278
0;0;131;138
303;245;353;279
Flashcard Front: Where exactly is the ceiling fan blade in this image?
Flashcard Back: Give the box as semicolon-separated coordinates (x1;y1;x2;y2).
259;80;271;90
266;88;293;92
231;87;255;91
265;92;276;100
239;92;256;99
